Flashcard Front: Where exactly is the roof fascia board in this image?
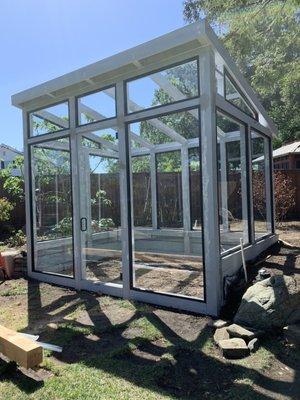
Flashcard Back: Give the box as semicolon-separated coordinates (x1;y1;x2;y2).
204;21;278;136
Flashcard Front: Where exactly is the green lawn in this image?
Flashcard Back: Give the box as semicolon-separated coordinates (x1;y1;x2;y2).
0;278;299;400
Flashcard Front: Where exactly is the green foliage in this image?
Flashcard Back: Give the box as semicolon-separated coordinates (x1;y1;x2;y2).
93;189;112;207
92;218;115;231
51;217;73;237
183;1;300;147
5;229;26;247
0;197;14;222
0;155;24;199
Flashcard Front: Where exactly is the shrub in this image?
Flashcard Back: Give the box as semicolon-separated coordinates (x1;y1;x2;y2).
252;170;296;224
0;198;14;222
5;229;26;248
274;171;296;223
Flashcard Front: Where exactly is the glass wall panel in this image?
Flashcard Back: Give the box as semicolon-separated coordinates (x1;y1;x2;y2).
224;72;257;120
132;156;152;227
129;107;204;299
251;131;272;240
30;102;69;136
156;151;182;228
217;113;249;252
129;109;199;146
126;59;199;113
79;128;122;284
31;137;74;276
189;147;202;229
77;86;116;125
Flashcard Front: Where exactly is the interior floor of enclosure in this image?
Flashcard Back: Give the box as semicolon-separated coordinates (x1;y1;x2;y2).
34;228;248;297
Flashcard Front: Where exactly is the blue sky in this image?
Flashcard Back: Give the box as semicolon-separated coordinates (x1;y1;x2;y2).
0;0;186;151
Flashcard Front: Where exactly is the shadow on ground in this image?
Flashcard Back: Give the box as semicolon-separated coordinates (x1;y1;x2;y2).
0;242;299;399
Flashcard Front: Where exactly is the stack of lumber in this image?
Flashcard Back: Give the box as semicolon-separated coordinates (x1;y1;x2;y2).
0;325;43;369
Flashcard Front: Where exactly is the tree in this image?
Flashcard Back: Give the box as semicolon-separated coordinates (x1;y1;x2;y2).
183;1;300;148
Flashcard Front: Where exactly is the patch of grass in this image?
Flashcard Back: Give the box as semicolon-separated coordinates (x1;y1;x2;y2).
130;317;163;341
0;282;27;297
41;358;61;376
52;323;94;347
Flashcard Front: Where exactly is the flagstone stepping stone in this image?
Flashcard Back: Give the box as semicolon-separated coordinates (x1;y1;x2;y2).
218;338;249;359
248;338;260;353
213;327;229;345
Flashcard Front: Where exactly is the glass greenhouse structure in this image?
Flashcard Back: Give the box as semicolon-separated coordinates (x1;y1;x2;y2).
12;21;278;316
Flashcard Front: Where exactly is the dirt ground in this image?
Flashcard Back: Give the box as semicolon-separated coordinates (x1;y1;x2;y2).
0;223;299;399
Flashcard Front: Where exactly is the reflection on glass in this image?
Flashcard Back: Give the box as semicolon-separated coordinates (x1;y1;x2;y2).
77;86;116;125
225;73;257;119
251;131;272;240
31;138;74;276
217;113;249;252
79;129;122;284
127;59;199;113
129;108;204;299
30;102;69;136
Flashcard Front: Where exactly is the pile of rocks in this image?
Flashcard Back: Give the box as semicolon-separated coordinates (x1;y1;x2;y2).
212;320;262;359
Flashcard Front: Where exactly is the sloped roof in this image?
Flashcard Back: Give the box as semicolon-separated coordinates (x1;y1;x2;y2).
272;141;300;158
0;143;23;155
11;20;277;136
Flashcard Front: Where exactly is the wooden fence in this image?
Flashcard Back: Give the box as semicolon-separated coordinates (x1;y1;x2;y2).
1;170;299;234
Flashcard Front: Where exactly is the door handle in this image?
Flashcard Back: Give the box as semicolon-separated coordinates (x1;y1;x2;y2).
80;217;87;232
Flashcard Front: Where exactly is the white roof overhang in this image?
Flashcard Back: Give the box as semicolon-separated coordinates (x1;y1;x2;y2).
11;20;277;137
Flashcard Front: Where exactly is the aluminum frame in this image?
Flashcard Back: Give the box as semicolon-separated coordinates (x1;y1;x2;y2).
13;20;277;317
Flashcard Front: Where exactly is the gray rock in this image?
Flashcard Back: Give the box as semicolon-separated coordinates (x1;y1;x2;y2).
213;319;229;329
234;275;300;331
248;338;260;353
214;327;230;345
283;324;300;346
226;323;257;342
218;338;249;359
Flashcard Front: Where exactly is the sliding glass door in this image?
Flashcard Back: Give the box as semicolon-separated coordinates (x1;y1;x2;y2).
30;137;74;277
77;129;123;286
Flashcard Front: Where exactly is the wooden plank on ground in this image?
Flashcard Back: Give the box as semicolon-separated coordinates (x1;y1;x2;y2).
0;325;43;369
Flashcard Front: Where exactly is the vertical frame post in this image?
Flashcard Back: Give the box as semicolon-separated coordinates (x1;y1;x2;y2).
69;96;82;288
219;136;229;232
150;150;158;229
240;125;249;244
116;81;131;298
269;140;276;233
264;137;272;233
181;144;191;253
199;47;222;315
23;110;33;276
247;126;255;243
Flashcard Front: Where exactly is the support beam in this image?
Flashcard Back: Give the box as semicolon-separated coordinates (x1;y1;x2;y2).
34;110;69;129
104;87;187;145
79;102;153;149
83;132;119;152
